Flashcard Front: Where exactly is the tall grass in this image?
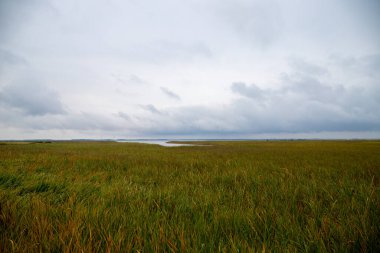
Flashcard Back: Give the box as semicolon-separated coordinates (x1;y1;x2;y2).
0;141;379;252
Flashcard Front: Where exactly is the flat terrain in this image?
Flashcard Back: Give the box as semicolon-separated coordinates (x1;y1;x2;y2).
0;141;379;252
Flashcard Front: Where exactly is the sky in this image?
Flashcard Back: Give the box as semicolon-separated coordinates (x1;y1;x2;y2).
0;0;379;139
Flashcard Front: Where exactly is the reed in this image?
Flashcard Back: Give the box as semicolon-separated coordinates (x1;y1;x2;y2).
0;140;379;252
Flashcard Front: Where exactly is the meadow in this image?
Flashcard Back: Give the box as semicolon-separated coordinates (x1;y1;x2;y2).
0;140;379;252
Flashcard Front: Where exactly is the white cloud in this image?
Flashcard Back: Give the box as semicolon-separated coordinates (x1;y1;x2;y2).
0;79;65;116
160;87;181;100
0;0;379;139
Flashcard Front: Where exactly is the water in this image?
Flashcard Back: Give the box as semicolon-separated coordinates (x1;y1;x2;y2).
116;140;201;147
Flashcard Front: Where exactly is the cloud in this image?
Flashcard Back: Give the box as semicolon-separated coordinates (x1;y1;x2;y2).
56;112;125;131
160;87;181;100
0;49;29;76
329;54;380;79
129;74;146;85
0;0;57;44
111;73;147;86
231;82;265;100
0;79;65;116
118;112;131;121
227;60;379;133
139;104;162;115
288;58;329;76
123;41;213;64
0;0;379;139
218;0;283;47
2;55;379;139
280;74;345;104
0;49;28;66
128;57;380;136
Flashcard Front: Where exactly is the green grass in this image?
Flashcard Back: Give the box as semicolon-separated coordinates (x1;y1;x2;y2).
0;140;379;252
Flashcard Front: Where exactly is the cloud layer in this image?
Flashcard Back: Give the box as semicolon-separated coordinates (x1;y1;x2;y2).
0;0;379;139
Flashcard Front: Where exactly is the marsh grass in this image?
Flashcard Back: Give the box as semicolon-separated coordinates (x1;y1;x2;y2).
0;141;379;252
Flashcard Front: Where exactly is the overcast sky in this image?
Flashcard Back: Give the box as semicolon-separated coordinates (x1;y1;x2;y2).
1;0;379;139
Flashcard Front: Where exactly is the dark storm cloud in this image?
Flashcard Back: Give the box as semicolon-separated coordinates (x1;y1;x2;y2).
160;87;181;100
0;79;65;116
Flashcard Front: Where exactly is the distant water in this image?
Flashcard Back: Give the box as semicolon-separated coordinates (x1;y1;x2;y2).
116;140;200;147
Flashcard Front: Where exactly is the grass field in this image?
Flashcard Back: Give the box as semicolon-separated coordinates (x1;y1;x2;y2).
0;140;379;252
